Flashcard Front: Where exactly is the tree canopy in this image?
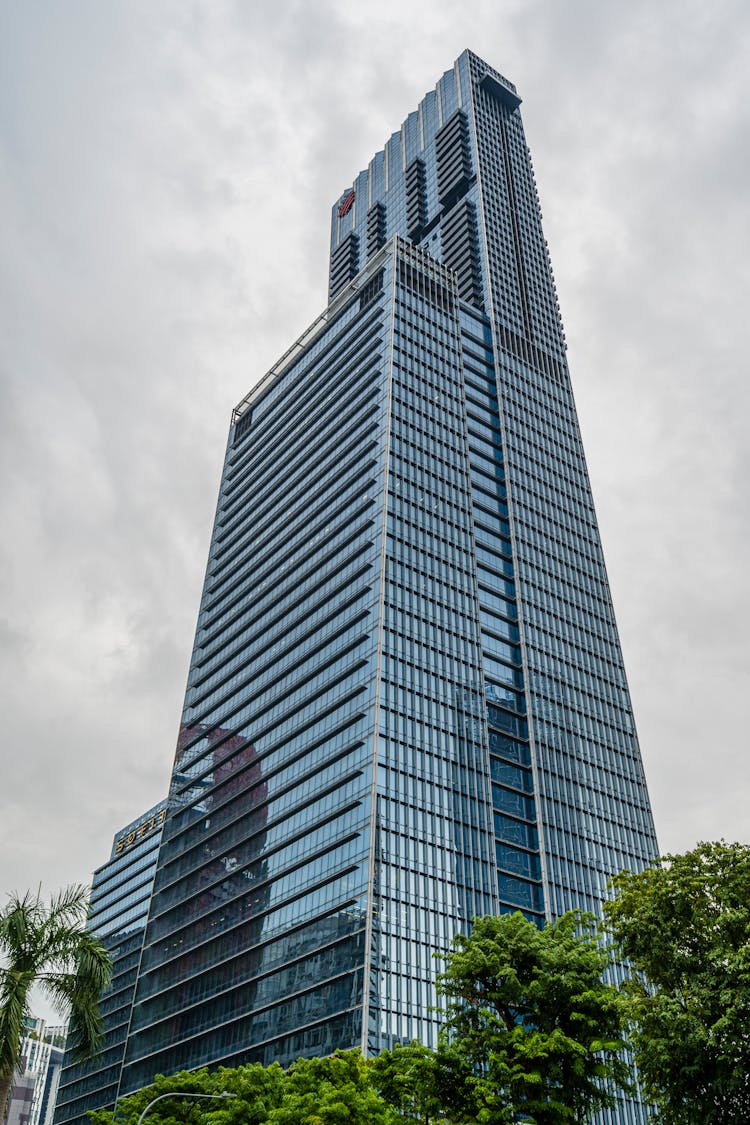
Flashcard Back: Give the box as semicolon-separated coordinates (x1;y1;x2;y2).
605;840;750;1124
89;1056;394;1125
435;910;631;1124
369;1038;473;1125
0;885;111;1121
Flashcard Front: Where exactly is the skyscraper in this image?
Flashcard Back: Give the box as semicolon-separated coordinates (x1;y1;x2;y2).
116;50;657;1122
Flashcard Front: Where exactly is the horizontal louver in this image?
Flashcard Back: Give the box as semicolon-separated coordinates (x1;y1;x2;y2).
436;110;472;207
366;203;387;259
405;159;427;242
329;232;360;300
441;199;483;310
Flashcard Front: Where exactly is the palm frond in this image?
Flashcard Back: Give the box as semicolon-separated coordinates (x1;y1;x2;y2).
41;973;104;1064
46;885;90;929
40;934;111;1064
37;886;91;966
0;892;41;969
74;932;112;996
0;967;34;1081
67;999;104;1065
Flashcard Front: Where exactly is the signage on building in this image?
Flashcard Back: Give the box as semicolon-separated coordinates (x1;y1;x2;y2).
114;807;166;855
337;189;355;217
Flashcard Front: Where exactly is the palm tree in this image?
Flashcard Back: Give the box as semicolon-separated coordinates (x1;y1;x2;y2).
0;885;111;1121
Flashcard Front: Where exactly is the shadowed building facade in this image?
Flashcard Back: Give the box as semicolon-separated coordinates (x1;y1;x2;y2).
112;51;656;1124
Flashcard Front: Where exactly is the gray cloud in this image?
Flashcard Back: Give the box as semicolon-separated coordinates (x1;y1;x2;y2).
1;0;748;913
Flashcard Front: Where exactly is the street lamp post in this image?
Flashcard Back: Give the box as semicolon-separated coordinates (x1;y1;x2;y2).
135;1091;236;1125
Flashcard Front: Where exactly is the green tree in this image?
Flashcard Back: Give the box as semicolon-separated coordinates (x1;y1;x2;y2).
0;886;111;1121
370;1039;467;1125
605;840;750;1124
436;911;631;1124
88;1065;287;1125
268;1051;394;1125
89;1054;393;1125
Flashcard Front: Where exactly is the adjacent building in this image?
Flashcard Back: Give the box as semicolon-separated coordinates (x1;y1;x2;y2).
4;1020;67;1125
52;803;166;1125
66;50;657;1125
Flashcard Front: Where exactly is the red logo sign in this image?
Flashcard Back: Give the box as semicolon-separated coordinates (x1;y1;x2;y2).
338;189;355;218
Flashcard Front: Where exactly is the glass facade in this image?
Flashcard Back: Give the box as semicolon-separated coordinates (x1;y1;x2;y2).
120;263;389;1087
117;50;656;1125
53;803;166;1125
325;51;657;1124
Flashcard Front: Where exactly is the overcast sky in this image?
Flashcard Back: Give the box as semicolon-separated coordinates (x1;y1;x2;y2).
1;0;748;913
